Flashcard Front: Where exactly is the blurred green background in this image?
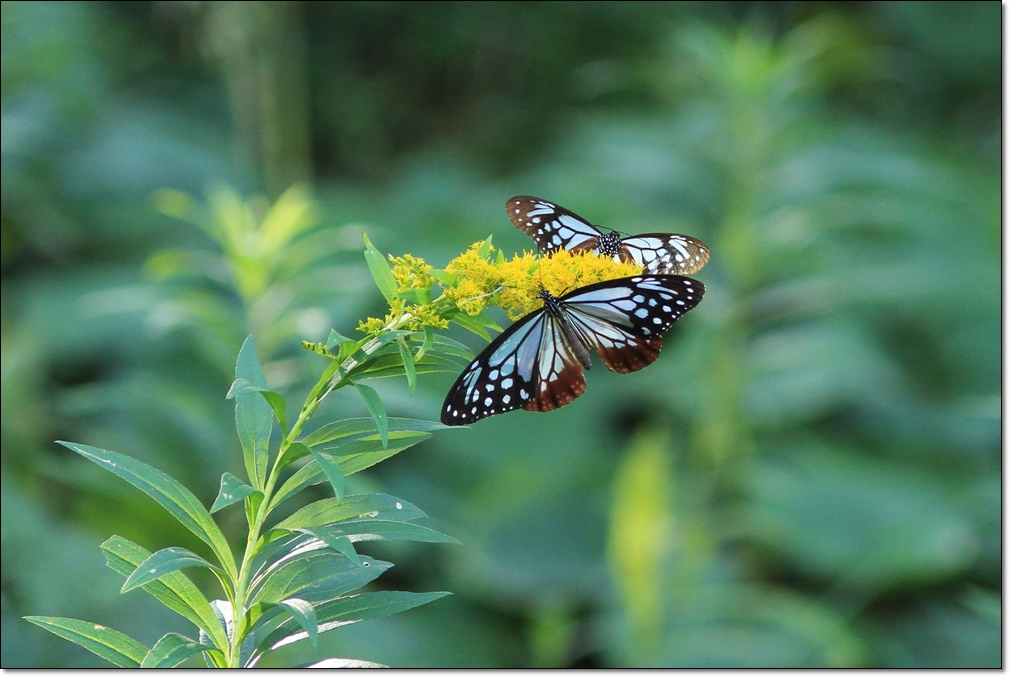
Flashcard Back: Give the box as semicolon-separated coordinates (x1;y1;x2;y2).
1;1;1000;668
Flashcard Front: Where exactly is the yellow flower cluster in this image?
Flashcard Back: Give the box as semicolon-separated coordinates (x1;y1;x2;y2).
443;241;642;320
355;296;450;336
390;253;435;290
356;238;643;336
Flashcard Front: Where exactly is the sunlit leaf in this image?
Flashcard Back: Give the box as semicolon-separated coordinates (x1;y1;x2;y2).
141;633;213;668
233;336;271;488
58;442;236;577
101;536;228;650
24;617;148;668
122;547;220;593
211;472;260;513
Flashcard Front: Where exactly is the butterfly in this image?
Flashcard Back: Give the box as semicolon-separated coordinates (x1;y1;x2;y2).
507;195;710;275
441;275;704;425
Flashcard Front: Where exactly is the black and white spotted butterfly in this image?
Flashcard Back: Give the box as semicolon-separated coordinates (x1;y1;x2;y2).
441;275;704;425
507;196;710;275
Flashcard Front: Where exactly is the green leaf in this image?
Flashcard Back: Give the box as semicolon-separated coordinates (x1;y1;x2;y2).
420;333;476;361
278;599;318;647
303;658;387;668
207;599;257;668
397;337;417;395
275;494;426;531
352;382;388;448
251;551;389;606
122;547;220;593
227;379;288;437
141;633;213;668
326;328;356;351
258;184;316;252
211;472;260;513
266;591;451;651
300;443;345;501
332;431;432;476
476;235;494;258
395;286;431;304
58;442;236;578
352;354;464;381
233;336;271;488
303;416;448;448
24;616;148;668
298;530;361;565
362;234;398;303
446;308;502;341
415;327;435;361
308;520;460;546
430;268;457;286
101;536;228;650
273;422;448;511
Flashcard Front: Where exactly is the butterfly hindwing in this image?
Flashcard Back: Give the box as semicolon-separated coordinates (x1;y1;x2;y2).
562;275;704;373
440;308;588;425
618;234;710;275
441;275;705;425
507;196;710;275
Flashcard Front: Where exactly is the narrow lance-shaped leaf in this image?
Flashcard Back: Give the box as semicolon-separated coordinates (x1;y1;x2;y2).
476;236;494;258
352;382;388;448
304;658;387;668
362;234;397;304
304;416;449;448
233;336;271;488
24;616;148;668
140;633;215;669
258;184;316;252
272;430;440;510
228;379;288;438
299;442;345;501
267;591;450;651
415;327;435;361
101;536;229;651
334;431;431;477
278;599;318;647
274;494;426;531
211;472;260;513
57;442;236;578
297;529;361;565
307;520;460;546
208;599;255;667
122;547;222;593
396;337;417;395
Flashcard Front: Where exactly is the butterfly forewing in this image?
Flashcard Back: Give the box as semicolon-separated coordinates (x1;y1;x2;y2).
441;275;705;425
507;196;710;275
507;196;602;255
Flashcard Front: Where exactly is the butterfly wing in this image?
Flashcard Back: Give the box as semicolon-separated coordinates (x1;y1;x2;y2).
618;234;711;275
508;196;710;275
441;307;588;426
506;195;603;255
559;275;705;374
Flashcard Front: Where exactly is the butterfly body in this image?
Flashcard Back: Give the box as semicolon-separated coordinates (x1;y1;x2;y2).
441;275;704;425
508;196;710;275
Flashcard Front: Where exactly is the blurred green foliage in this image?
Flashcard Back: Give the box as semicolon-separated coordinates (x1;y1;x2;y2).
2;1;999;668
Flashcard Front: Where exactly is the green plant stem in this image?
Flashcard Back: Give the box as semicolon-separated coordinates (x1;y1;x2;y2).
222;316;414;667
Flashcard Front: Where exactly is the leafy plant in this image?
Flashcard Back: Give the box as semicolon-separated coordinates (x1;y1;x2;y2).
23;185;664;667
25;320;467;668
